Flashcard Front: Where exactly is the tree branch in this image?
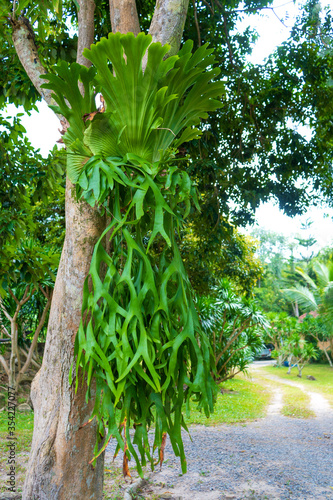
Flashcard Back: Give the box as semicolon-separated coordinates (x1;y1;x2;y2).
8;287;19;306
217;344;248;376
19;347;42;370
0;354;9;376
216;319;250;364
38;284;49;300
11;17;54;105
19;286;36;308
77;0;96;67
17;295;52;384
217;368;242;384
109;0;140;35
0;298;12;323
149;0;190;56
0;323;10;338
192;0;201;47
221;8;235;68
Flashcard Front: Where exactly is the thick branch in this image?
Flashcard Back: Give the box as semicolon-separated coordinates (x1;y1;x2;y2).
109;0;140;34
17;295;52;384
0;323;10;338
217;344;248;376
149;0;190;55
11;17;54;105
19;347;42;370
0;298;12;324
192;0;201;46
38;284;49;300
216;320;250;364
217;368;242;384
8;287;20;306
0;354;9;376
77;0;96;66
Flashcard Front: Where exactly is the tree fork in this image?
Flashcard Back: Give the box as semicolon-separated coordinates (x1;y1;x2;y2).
11;16;53;105
12;0;193;498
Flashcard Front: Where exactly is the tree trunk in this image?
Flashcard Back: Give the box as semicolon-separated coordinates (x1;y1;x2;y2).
323;346;333;367
149;0;189;55
23;181;105;500
20;0;191;498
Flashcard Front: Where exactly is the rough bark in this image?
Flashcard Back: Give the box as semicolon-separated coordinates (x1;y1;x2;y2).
15;0;191;498
149;0;190;55
12;1;106;498
109;0;140;34
77;0;96;66
11;17;54;105
23;181;105;500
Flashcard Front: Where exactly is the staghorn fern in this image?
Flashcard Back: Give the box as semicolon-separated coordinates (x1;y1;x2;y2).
42;32;224;477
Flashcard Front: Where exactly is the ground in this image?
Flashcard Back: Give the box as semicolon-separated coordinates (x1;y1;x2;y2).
1;363;332;499
104;363;333;500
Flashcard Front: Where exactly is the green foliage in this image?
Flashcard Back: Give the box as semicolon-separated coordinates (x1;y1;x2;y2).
1;0;333;224
196;279;268;383
265;312;298;345
0;111;64;301
282;259;333;317
181;218;263;295
252;229;301;315
277;332;318;376
0;239;58;296
0;115;64;245
44;33;224;475
0;111;64;386
183;0;333;225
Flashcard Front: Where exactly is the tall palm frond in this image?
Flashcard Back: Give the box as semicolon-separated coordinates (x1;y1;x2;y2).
295;266;317;290
313;261;330;289
282;285;318;311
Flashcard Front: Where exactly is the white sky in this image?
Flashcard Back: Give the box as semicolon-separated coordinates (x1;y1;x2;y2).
4;0;333;250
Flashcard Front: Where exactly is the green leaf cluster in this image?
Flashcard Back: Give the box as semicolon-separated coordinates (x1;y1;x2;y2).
196;279;268;383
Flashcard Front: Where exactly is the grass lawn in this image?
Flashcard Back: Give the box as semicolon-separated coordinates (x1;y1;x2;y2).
279;385;316;419
184;376;270;425
261;363;333;407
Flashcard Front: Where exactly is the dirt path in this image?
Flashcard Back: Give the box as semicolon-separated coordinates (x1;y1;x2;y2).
105;368;333;500
250;367;331;418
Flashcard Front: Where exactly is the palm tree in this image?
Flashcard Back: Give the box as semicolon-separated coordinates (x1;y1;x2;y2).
282;260;333;366
196;280;269;382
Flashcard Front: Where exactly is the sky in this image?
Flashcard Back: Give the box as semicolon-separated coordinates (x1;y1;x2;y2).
4;0;333;251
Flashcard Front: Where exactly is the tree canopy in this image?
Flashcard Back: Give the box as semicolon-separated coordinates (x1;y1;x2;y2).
1;0;332;226
1;0;333;497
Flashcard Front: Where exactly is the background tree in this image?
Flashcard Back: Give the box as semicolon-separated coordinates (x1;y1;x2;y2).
0;114;63;390
295;219;317;267
181;220;263;295
0;241;57;390
197;280;268;383
298;313;333;367
282;259;333;362
251;229;296;313
278;331;318;377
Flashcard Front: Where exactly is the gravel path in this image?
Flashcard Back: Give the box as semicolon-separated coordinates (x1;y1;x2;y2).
106;369;333;500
